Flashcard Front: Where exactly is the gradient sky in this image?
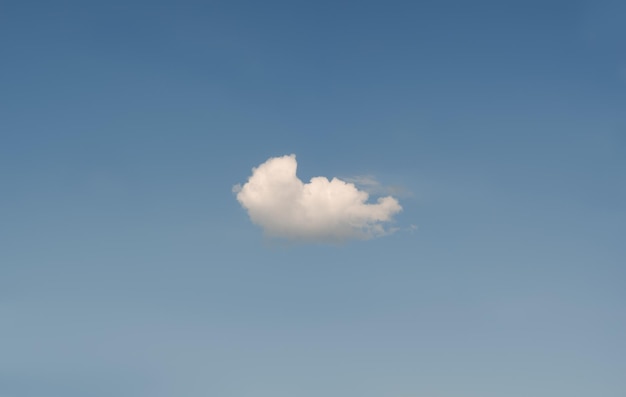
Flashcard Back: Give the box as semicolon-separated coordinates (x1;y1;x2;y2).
1;1;625;396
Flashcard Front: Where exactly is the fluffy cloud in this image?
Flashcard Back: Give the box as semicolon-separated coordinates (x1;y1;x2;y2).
234;155;402;242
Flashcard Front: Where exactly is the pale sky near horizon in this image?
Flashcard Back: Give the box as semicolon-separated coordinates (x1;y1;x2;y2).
1;1;625;396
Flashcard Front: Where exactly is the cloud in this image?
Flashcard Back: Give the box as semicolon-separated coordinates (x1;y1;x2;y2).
234;155;402;242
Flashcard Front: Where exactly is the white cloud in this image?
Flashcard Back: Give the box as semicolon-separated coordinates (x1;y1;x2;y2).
234;154;402;242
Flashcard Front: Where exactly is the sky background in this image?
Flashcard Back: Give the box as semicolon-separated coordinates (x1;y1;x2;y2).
1;0;625;396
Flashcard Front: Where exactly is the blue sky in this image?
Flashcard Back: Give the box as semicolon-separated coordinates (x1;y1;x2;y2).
1;0;625;396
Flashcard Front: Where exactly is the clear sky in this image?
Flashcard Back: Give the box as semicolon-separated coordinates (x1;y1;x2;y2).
1;1;625;396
